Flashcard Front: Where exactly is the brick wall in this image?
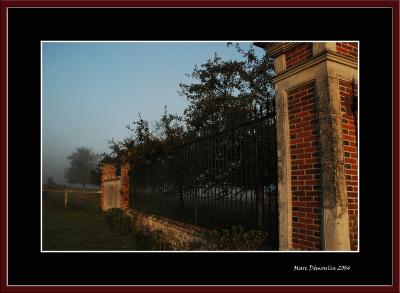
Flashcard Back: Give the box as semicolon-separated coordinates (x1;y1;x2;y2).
336;42;358;59
101;161;130;210
287;81;322;250
339;79;358;251
286;43;313;69
102;163;116;181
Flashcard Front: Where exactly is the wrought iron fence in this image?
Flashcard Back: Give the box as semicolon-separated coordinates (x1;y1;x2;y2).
131;113;278;245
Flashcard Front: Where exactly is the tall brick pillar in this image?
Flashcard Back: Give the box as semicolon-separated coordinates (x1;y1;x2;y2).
101;163;116;210
255;42;358;251
101;159;131;210
119;159;131;210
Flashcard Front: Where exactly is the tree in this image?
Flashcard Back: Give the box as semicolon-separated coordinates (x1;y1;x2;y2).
105;43;275;163
65;147;99;188
46;177;55;186
123;108;184;161
178;43;275;137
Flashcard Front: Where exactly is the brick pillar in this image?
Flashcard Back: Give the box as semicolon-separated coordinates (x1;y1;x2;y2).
256;42;358;251
119;160;131;210
101;160;132;210
101;163;116;210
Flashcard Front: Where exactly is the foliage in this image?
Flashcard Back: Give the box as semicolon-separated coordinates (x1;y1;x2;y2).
189;225;267;251
127;108;185;159
104;208;132;233
104;43;274;161
154;106;185;150
178;43;275;137
65;147;100;188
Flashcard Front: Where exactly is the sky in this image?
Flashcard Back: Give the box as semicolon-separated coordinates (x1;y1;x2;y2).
42;42;266;185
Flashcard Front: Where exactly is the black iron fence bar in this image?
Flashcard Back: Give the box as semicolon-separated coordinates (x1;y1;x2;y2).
132;114;278;246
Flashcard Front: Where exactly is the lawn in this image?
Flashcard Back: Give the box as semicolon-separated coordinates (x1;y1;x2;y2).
42;191;138;251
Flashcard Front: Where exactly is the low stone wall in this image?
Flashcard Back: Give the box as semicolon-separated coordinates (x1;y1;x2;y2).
125;209;209;250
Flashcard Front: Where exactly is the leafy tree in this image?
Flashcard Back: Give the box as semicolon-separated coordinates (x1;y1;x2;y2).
105;43;275;167
155;106;185;150
123;108;184;161
178;43;275;137
65;147;99;188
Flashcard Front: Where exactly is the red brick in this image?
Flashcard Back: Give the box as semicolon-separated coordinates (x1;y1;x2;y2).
286;43;313;69
306;213;321;219
340;78;359;251
293;233;307;240
336;42;358;60
306;202;320;208
288;80;324;250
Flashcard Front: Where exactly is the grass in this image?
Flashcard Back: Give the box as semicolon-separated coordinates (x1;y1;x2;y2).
42;192;138;251
42;191;270;251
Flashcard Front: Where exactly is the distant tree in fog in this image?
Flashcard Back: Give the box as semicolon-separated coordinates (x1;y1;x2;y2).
65;147;99;188
46;177;55;186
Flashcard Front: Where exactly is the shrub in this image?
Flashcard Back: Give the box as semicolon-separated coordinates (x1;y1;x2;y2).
104;208;132;233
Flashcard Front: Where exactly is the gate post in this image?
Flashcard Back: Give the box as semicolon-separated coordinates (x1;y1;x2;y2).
101;163;116;210
256;42;358;251
119;159;131;210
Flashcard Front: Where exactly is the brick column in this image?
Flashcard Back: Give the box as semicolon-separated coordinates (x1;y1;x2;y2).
101;163;116;210
119;160;131;210
255;42;358;251
101;160;131;210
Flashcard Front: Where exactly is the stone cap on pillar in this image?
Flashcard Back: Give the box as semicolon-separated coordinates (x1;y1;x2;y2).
255;42;305;74
254;42;356;78
254;42;300;59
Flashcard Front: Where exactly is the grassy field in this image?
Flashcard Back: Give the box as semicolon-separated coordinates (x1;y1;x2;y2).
42;191;138;251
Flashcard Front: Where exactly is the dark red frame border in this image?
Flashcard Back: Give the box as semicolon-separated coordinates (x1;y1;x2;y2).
1;1;398;292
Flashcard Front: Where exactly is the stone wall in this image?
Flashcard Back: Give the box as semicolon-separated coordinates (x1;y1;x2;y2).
126;209;209;250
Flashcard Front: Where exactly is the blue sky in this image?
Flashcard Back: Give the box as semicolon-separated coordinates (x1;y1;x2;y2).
42;42;265;184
